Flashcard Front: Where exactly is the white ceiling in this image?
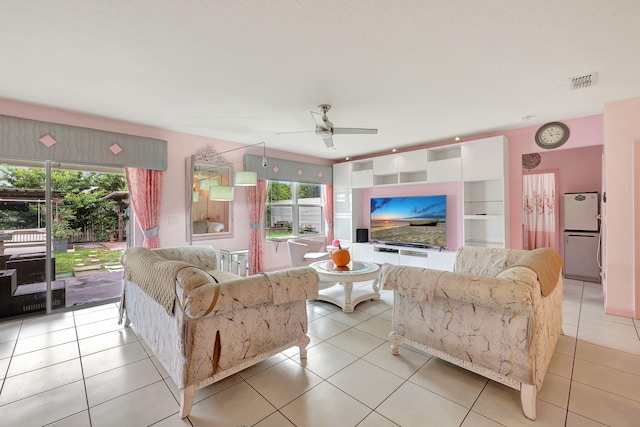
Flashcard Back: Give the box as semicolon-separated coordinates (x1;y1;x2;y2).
1;1;639;160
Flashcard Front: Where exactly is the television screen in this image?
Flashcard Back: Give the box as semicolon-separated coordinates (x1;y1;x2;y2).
370;195;447;248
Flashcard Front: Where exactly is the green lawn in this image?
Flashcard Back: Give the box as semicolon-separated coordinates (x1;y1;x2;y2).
55;247;124;275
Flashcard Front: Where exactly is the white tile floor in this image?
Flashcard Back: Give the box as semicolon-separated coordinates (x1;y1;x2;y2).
1;278;640;426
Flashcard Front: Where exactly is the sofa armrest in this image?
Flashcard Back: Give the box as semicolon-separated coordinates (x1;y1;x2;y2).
434;271;535;313
382;265;536;313
177;267;319;319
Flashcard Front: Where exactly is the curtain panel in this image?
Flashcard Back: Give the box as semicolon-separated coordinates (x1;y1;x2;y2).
247;179;269;274
126;168;163;248
523;172;557;251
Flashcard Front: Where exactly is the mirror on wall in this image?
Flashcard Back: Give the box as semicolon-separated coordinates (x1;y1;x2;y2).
187;155;233;241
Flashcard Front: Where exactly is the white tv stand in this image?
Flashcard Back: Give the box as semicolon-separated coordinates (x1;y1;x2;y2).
351;242;457;271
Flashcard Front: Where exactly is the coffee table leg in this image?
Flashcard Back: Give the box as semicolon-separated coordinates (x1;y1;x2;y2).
371;277;380;300
342;281;354;313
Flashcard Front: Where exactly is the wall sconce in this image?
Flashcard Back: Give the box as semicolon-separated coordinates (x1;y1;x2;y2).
209;185;234;201
197;141;266;190
234;171;257;186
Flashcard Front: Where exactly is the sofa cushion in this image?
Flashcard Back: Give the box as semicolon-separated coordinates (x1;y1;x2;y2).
454;246;509;277
500;248;563;296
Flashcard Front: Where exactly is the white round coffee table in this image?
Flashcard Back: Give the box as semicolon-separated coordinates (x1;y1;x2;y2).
309;260;380;313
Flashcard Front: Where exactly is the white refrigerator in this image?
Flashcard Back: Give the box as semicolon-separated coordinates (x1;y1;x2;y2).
563;192;600;283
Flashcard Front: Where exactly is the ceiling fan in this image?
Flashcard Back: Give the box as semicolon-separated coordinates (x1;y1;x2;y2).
277;104;378;148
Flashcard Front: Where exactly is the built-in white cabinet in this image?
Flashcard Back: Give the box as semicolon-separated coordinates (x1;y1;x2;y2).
332;162;351;188
351;160;374;188
397;149;429;184
461;136;506;181
373;154;398;175
461;136;509;248
352;169;373;188
373;154;399;185
343;144;464;188
333;163;363;243
350;243;456;271
398;149;428;173
333;136;509;250
427;144;462;183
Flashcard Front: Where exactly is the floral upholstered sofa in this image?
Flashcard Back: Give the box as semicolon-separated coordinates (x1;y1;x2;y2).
380;246;564;420
119;245;319;418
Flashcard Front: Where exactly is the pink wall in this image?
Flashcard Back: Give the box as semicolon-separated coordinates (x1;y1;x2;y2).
524;145;603;257
534;146;603;198
0;99;331;271
482;116;604;250
603;97;640;318
7;98;634;316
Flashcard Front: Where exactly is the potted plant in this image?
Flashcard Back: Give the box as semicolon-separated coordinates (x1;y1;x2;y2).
51;211;78;253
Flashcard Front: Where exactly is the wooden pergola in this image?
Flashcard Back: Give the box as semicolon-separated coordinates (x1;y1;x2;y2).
0;187;66;227
102;191;129;242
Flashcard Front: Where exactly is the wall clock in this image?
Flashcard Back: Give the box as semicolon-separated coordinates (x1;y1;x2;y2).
535;122;570;149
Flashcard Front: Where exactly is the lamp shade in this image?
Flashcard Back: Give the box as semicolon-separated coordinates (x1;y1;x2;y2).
209;185;234;201
234;171;257;186
200;178;220;190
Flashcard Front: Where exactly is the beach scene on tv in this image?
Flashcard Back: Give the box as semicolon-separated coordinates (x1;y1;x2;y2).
370;195;447;248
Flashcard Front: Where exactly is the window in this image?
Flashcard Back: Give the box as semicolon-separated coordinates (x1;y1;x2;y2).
265;181;323;239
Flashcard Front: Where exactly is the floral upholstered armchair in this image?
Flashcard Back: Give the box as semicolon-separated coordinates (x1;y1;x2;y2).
380;246;564;420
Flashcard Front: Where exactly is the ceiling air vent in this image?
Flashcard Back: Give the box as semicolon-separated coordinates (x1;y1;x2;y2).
569;72;597;90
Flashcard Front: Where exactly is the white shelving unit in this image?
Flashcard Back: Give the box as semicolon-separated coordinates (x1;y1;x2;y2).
461;136;509;248
351;160;374;188
333;137;508;250
333;162;363;243
350;242;456;271
427;144;462;183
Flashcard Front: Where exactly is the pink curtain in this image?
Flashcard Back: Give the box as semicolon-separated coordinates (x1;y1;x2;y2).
247;179;269;274
322;184;334;245
126;168;163;249
523;172;557;250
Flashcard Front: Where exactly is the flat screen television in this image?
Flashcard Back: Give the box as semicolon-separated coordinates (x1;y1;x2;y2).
370;195;447;249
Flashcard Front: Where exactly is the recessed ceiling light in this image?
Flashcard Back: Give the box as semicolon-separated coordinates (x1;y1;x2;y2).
454;137;461;142
392;148;397;152
345;157;350;160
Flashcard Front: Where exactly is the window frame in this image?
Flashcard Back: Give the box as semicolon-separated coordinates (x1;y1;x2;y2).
265;181;324;240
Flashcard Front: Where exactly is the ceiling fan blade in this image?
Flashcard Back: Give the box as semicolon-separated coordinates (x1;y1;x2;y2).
311;111;330;130
274;130;315;135
332;127;378;135
322;136;334;148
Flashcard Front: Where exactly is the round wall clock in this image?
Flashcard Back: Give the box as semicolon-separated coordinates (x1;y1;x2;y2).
535;122;570;149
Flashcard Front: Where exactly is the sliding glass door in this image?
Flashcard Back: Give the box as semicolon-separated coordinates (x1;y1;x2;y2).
0;158;127;320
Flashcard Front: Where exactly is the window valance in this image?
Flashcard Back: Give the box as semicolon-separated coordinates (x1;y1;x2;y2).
244;154;332;185
0;115;168;170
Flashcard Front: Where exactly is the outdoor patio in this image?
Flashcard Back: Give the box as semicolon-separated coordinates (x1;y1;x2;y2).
0;242;126;317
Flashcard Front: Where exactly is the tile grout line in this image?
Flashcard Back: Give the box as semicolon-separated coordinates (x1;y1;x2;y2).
563;280;584;426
